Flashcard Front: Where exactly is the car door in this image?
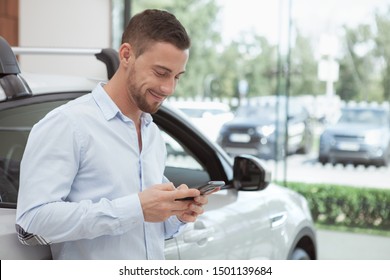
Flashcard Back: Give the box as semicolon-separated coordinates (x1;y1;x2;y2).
157;110;272;259
160;130;228;259
173;189;273;260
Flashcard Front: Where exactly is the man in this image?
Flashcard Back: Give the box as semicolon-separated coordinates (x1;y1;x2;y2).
16;9;211;260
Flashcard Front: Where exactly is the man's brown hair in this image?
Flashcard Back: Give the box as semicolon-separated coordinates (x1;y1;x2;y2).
121;9;191;57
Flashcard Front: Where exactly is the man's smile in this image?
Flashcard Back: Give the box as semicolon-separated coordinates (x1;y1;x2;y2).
148;89;167;102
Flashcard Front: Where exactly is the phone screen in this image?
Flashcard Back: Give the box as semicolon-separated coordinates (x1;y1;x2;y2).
177;180;225;200
194;181;225;195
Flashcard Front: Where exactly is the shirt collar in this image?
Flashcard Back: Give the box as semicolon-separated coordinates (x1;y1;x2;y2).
92;82;153;126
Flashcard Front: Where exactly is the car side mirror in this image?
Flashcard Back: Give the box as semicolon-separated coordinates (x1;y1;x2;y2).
233;154;271;191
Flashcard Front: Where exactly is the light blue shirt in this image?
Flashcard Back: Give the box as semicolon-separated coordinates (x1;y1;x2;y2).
16;83;184;259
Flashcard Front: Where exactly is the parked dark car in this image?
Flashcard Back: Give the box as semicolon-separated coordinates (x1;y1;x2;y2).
0;36;316;260
319;105;390;167
217;96;313;160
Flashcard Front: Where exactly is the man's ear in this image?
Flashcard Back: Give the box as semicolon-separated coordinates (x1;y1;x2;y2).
119;43;133;64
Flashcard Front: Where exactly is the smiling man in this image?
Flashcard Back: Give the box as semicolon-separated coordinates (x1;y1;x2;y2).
16;9;210;260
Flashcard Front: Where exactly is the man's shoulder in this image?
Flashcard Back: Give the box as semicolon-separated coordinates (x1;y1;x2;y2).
54;94;96;116
37;93;95;127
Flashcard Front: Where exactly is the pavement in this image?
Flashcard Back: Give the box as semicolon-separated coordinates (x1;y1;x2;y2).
316;229;390;260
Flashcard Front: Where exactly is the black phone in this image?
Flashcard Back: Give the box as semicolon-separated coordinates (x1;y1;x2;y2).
176;180;225;201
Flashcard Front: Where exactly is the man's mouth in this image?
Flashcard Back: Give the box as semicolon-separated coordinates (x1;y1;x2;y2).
148;90;166;102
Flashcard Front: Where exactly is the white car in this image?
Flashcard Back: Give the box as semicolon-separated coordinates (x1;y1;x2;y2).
0;36;316;260
168;100;234;142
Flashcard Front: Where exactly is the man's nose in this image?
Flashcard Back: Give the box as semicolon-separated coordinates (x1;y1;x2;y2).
160;78;177;95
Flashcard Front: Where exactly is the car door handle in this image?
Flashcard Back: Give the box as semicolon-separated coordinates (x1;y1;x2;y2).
270;212;287;228
183;221;214;245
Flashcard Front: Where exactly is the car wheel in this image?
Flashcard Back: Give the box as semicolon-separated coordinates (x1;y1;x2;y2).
318;156;328;165
380;150;390;167
290;247;311;260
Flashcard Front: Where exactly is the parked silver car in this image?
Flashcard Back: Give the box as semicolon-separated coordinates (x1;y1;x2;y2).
319;105;390;167
0;36;316;260
167;100;234;142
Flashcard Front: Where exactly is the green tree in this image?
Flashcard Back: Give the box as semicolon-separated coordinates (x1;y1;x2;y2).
215;33;279;99
374;6;390;101
242;34;279;97
289;30;322;96
213;42;242;98
337;24;379;102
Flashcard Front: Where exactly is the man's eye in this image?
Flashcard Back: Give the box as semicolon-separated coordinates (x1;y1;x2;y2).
156;71;167;77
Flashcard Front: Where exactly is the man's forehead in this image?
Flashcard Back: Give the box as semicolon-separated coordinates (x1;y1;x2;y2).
141;42;189;72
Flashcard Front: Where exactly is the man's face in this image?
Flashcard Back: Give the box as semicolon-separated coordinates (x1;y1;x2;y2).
127;42;189;113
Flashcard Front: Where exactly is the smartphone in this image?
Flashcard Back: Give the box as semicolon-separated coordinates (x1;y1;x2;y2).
176;180;225;201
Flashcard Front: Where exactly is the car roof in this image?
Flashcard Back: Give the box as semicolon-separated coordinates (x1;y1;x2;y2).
23;73;100;94
0;72;101;102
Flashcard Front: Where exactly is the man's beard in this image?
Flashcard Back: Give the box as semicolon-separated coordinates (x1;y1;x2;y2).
127;71;161;114
128;84;161;114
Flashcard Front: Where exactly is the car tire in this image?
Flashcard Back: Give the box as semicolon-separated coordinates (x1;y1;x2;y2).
318;156;328;165
380;149;390;167
290;248;311;260
374;153;389;167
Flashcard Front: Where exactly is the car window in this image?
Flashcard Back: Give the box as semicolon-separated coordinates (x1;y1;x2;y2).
161;130;210;187
0;100;69;206
162;131;203;170
339;108;388;126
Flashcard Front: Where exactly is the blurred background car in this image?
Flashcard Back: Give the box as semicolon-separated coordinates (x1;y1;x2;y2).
217;96;313;160
167;100;234;142
318;105;390;167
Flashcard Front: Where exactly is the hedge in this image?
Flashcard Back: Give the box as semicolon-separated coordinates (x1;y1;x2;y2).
279;181;390;231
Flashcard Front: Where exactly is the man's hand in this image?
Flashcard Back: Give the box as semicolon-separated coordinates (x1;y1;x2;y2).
176;184;220;223
138;182;201;223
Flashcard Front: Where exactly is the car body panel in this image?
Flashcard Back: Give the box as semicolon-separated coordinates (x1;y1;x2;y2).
167;189;270;259
0;209;51;259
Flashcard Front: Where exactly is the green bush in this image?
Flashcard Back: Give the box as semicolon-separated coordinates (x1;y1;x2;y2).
280;182;390;231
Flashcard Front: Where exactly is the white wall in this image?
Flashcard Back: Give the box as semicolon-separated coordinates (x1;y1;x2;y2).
19;0;112;79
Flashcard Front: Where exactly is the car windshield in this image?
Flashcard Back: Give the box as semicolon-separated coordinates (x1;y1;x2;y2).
338;108;389;126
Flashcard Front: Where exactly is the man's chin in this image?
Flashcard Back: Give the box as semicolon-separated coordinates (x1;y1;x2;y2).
143;102;162;114
150;104;162;114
